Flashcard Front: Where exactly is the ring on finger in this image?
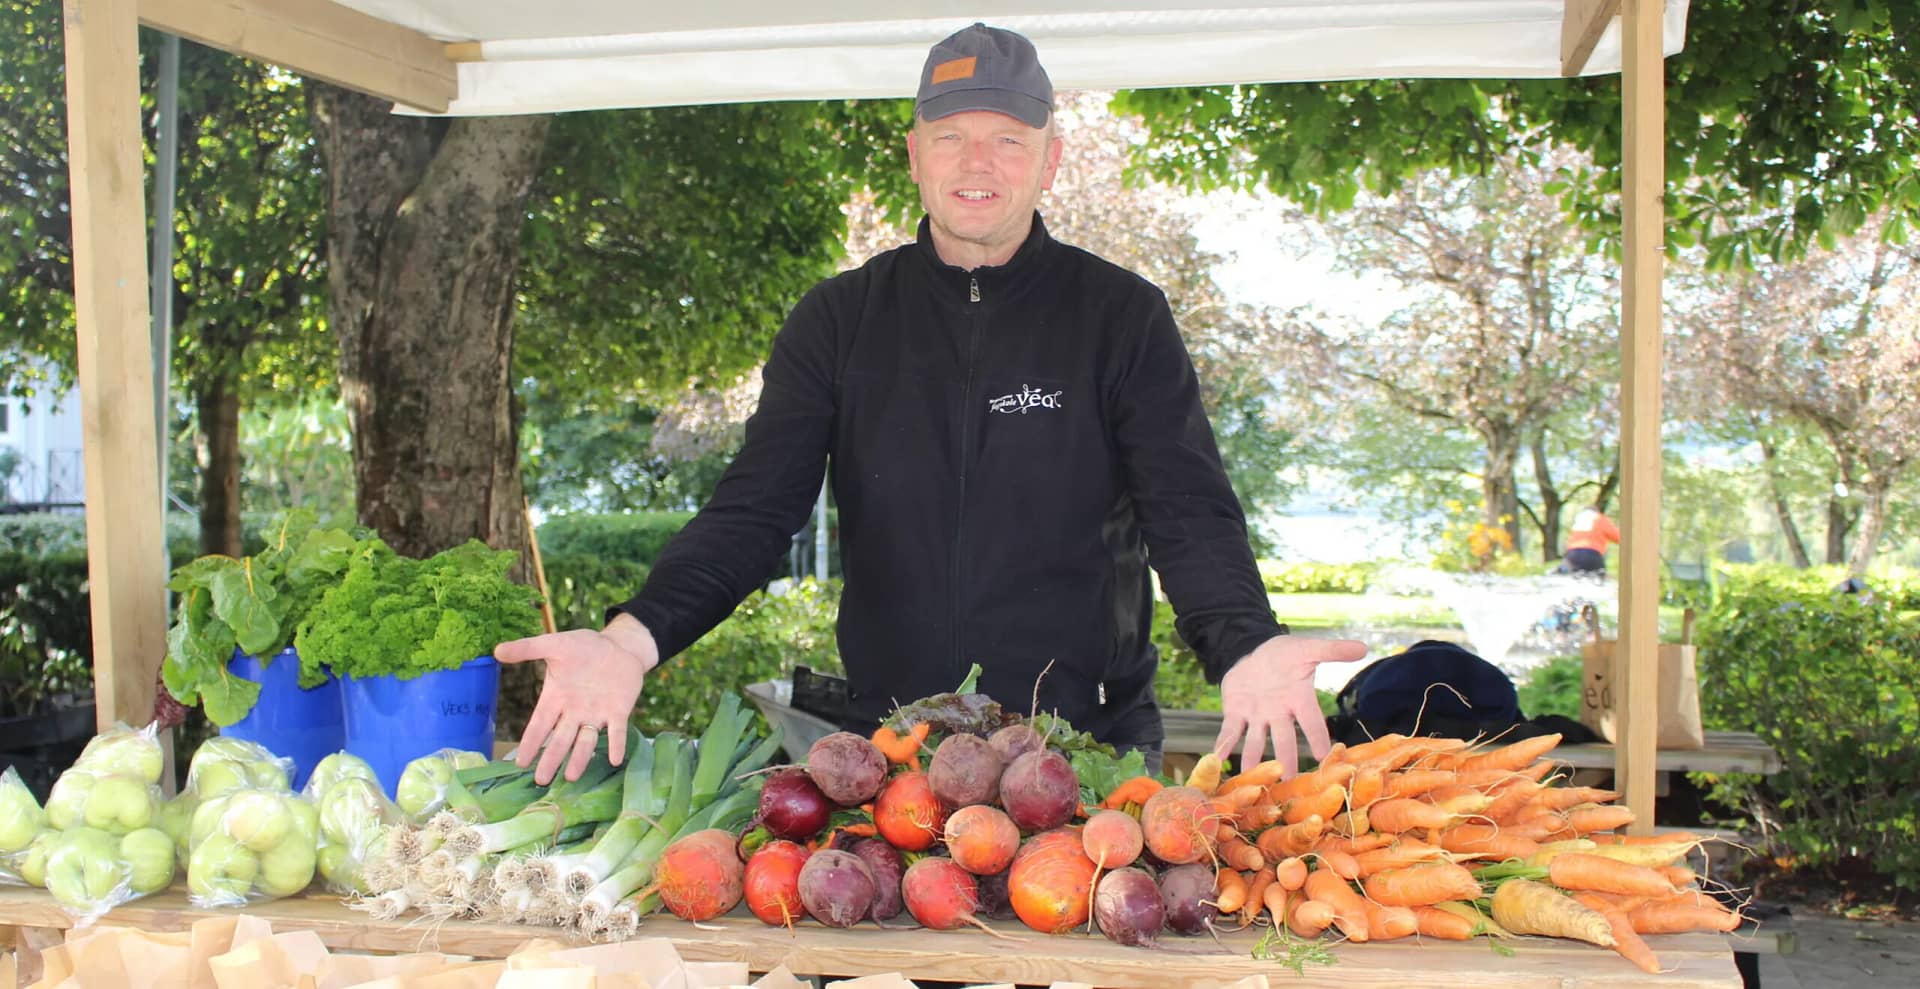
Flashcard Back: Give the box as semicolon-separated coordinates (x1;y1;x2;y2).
577;723;599;737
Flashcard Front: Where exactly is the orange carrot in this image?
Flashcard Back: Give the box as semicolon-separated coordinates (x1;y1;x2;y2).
1455;760;1556;789
1214;868;1250;915
1354;843;1449;878
1572;891;1663;974
1361;862;1483;906
1424;789;1495;817
1100;775;1163;810
1311;846;1361;881
1241;869;1277;927
1548;852;1678;898
1413;904;1478;940
1382;768;1457;801
1283;784;1349;826
1660;865;1697;888
1481;779;1547;823
1267;764;1357;806
1257;815;1326;861
1567;804;1638;835
1316;832;1397;856
1438;824;1541;860
1347;766;1385;808
1217;759;1291;795
1274;856;1308;891
1335;732;1410;765
1625;895;1742;934
870;722;931;768
1364;901;1419;940
1288;898;1334;938
1218;831;1266;873
1367;798;1458;834
1262;879;1292;928
1450;733;1564;774
1303;867;1370;942
1327;807;1369;838
1538;786;1622;811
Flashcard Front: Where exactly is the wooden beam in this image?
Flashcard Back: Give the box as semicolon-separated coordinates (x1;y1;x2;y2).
1615;0;1666;834
140;0;457;113
62;0;168;731
1562;0;1621;76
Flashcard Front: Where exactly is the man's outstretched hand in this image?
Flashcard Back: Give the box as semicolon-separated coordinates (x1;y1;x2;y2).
495;613;659;785
1212;634;1368;780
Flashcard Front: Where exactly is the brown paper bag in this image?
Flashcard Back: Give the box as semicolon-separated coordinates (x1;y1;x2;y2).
1579;607;1705;750
209;931;332;989
36;926;194;989
750;968;809;989
312;951;451;989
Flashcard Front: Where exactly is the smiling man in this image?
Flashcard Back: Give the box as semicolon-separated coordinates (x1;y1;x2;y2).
497;23;1366;785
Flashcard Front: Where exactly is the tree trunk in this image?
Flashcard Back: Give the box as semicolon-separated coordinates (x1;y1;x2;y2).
1482;433;1523;556
1845;483;1887;577
307;85;550;738
1824;496;1855;566
1530;429;1563;562
196;376;242;557
1755;438;1811;567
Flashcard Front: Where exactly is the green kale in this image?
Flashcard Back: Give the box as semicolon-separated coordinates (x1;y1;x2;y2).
295;539;542;682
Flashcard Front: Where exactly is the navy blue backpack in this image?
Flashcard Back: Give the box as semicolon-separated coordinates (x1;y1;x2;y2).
1326;640;1525;746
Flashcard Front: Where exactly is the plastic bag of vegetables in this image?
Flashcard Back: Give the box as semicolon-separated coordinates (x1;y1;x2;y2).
44;768;162;836
395;747;489;823
37;825;176;925
0;766;49;884
303;752;397;894
185;736;294;798
72;722;165;784
185;785;319;907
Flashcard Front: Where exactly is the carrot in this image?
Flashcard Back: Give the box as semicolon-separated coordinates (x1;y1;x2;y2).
1582;841;1696;869
1598;830;1704;846
1217;782;1267;812
1659;865;1698;888
1567;804;1638;835
1432;899;1515;938
1256;815;1325;861
1217;759;1290;795
1328;807;1369;837
1437;824;1540;861
1303;867;1371;942
1310;846;1361;881
870;722;931;768
1625;894;1741;934
1347;766;1385;808
1488;878;1615;947
1572;892;1664;975
1282;784;1348;826
1288;898;1334;938
1413;904;1478;940
1100;775;1163;811
838;822;878;838
1274;856;1308;891
1218;831;1266;873
1364;901;1419;940
1354;843;1450;878
1450;733;1563;774
1382;768;1457;801
1316;832;1396;856
1214;868;1250;915
1240;868;1277;927
1481;779;1547;823
1361;862;1483;906
1538;786;1621;811
1367;798;1458;834
1261;879;1291;928
1424;789;1495;817
1334;733;1409;766
1185;753;1225;795
1267;763;1357;806
1454;760;1556;789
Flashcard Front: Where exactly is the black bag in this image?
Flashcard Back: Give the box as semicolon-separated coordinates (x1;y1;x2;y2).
1326;639;1526;746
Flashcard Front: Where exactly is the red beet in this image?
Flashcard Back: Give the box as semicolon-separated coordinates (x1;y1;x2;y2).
900;857;994;935
873;771;947;852
1157;863;1216;936
849;838;906;921
758;768;833;841
796;848;876;928
988;723;1045;765
927;733;1002;808
806;731;889;806
1094;868;1168;947
744;840;810;927
998;748;1079;832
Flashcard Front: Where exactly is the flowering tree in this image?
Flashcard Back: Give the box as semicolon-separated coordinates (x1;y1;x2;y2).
1669;216;1920;574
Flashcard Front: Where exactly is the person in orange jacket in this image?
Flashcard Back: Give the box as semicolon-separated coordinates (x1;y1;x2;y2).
1559;504;1621;576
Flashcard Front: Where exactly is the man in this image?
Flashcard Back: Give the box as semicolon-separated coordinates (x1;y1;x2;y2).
497;23;1366;785
1560;504;1621;576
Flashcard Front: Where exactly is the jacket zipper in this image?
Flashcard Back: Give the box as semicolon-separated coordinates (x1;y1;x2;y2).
952;274;982;684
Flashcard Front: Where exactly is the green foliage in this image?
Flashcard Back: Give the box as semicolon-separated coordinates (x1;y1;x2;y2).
1258;560;1374;594
535;513;693;568
521;402;734;514
639;579;842;738
295;540;542;685
163;511;362;725
1516;654;1584;721
1695;576;1920;888
539;556;653;636
0;552;92;715
1150;598;1216;711
1116;0;1920;264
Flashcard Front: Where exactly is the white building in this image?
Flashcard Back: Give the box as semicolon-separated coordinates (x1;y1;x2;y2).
0;383;86;511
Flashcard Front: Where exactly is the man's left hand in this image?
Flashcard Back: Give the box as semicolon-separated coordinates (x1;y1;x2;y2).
1212;634;1368;779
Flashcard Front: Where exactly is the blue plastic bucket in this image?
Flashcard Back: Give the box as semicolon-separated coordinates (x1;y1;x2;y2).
341;656;498;798
220;647;344;790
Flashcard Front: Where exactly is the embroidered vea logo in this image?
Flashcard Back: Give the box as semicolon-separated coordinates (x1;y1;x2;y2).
989;385;1064;415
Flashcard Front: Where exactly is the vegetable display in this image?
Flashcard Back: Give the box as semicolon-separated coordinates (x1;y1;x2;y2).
15;723;178;923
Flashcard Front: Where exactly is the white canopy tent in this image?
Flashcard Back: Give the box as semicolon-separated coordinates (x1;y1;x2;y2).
64;0;1676;824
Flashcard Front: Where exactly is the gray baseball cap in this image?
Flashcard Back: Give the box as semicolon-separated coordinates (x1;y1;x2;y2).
915;23;1053;129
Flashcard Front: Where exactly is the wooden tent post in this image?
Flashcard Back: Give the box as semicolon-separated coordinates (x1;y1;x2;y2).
1616;0;1666;833
62;0;169;731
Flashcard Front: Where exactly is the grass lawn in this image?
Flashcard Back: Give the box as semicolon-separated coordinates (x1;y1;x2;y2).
1269;592;1456;630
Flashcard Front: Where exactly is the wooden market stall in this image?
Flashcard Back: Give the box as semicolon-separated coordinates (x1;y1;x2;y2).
38;0;1710;984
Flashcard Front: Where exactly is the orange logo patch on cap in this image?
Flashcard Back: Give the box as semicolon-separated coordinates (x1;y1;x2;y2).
931;56;977;85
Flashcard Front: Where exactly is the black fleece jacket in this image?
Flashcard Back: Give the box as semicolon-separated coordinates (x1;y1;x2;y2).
614;215;1284;746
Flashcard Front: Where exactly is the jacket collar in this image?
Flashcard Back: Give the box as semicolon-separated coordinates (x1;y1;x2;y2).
913;212;1052;303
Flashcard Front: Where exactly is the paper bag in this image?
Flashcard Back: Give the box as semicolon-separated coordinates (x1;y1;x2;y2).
1579;607;1705;750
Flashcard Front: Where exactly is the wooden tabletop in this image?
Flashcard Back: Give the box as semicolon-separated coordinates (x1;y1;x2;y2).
0;887;1740;988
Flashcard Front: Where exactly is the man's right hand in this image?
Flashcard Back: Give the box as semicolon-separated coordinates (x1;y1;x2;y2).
495;613;659;785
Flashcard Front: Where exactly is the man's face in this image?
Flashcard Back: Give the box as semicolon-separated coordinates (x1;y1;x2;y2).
908;109;1063;268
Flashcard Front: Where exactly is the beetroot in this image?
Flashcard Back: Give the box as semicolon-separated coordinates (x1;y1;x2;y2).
796;848;876;928
654;829;745;921
743;840;810;927
975;868;1013;919
900;857;989;933
998;748;1079;832
806;731;889;806
1157;863;1216;935
849;838;906;921
927;733;1002;808
943;803;1021;875
988;723;1045;765
1093;868;1168;946
873;771;947;852
758;768;833;841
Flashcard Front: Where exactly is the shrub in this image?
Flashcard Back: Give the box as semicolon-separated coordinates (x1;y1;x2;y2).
535;512;693;567
1257;560;1375;595
0;552;94;716
539;555;653;634
1516;654;1583;720
1695;581;1920;889
640;578;843;738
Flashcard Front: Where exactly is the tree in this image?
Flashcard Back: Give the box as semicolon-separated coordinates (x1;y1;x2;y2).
1260;149;1620;557
1;7;332;557
1668;215;1920;574
1116;0;1920;265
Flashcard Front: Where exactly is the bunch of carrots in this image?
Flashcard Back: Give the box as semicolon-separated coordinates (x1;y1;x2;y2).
1135;731;1745;974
